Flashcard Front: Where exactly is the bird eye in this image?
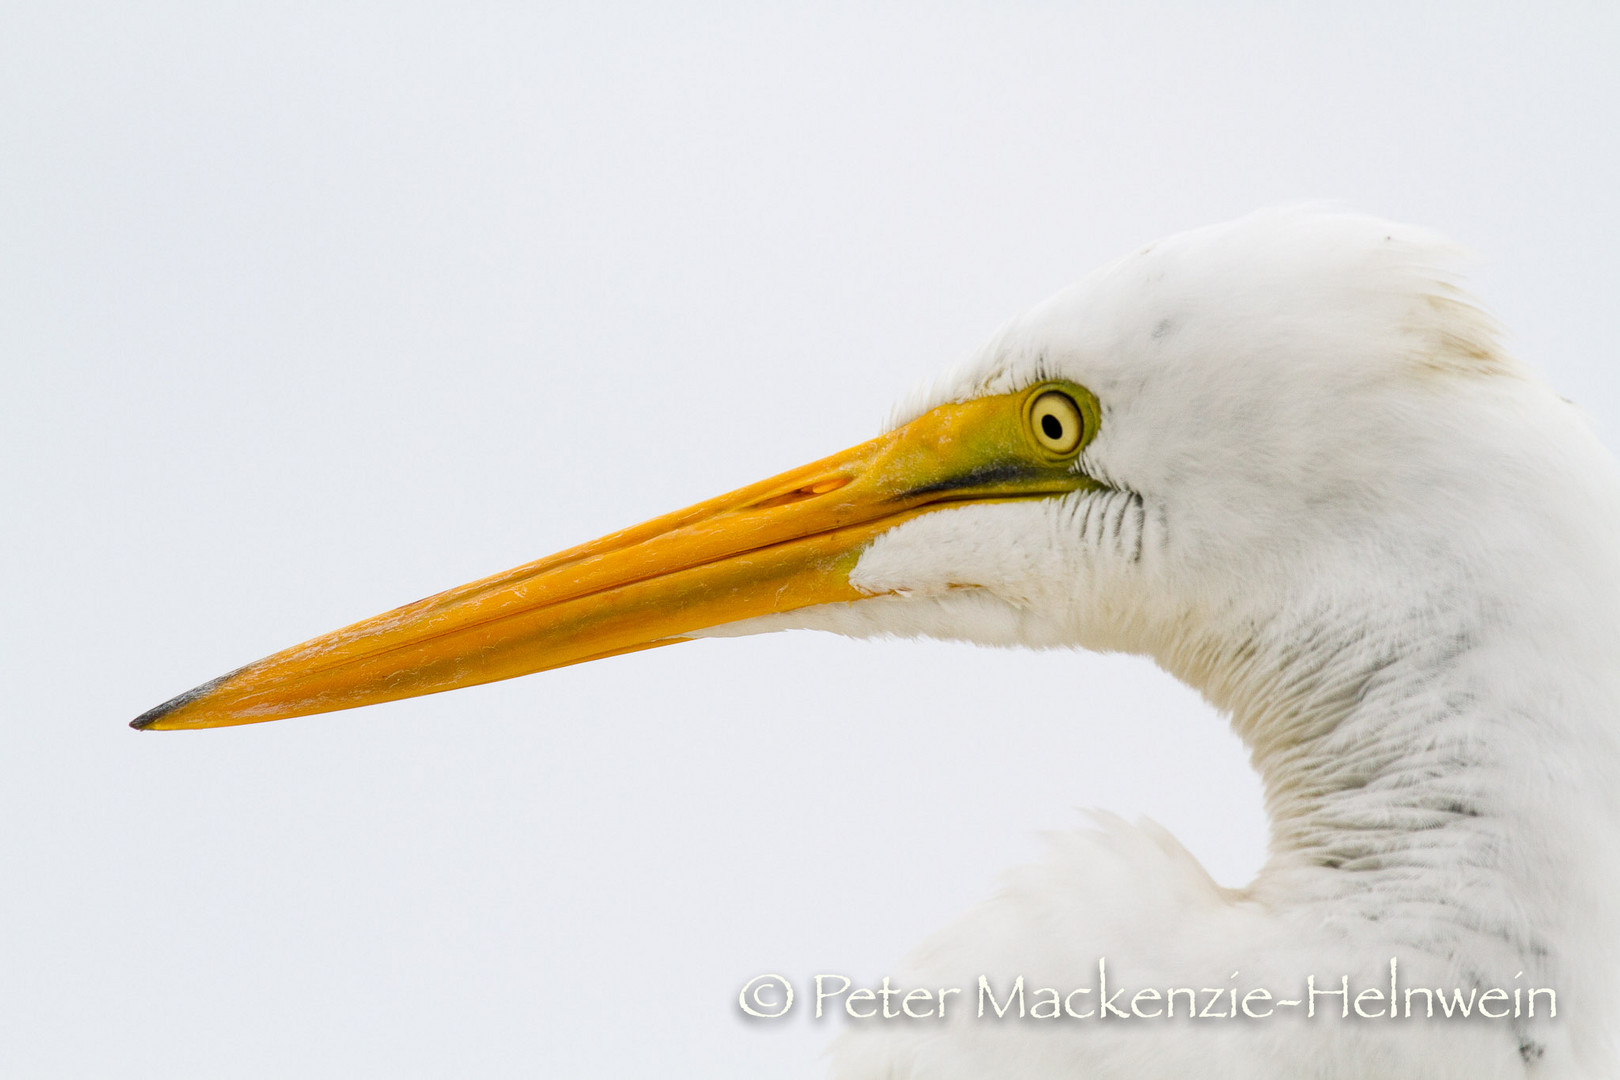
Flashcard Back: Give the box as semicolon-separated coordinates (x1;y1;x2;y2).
1028;390;1084;456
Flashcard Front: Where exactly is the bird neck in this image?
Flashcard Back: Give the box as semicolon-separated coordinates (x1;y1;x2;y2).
1183;556;1620;1034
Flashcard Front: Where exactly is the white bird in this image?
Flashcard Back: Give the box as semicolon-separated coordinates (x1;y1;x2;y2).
134;209;1620;1078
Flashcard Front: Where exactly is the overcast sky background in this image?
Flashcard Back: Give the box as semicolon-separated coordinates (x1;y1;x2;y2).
5;3;1619;1077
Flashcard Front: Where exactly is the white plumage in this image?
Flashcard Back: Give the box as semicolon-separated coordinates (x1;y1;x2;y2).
137;208;1620;1077
713;210;1620;1077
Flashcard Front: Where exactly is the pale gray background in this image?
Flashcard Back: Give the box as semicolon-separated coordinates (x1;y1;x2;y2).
4;3;1617;1077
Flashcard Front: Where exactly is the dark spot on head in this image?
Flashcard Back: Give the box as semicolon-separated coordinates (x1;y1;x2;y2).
1519;1039;1545;1062
1152;318;1174;340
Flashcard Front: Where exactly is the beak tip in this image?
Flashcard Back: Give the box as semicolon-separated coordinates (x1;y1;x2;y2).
130;672;233;731
130;696;185;731
130;708;170;730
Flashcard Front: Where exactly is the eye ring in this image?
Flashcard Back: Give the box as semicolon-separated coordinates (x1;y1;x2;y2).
1028;390;1085;456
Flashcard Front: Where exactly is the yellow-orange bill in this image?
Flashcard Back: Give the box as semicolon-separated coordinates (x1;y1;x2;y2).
132;382;1098;730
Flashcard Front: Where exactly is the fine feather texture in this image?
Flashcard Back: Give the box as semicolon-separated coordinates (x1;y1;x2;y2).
697;209;1620;1076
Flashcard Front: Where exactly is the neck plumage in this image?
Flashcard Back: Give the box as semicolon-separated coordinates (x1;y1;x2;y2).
1189;537;1620;1070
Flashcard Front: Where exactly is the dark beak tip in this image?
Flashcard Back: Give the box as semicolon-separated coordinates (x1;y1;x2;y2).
129;672;233;732
130;697;183;731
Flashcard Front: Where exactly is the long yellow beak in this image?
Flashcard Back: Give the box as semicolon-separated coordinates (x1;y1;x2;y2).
132;382;1098;730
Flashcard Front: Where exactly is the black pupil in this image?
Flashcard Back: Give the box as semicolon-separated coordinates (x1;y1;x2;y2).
1041;413;1065;440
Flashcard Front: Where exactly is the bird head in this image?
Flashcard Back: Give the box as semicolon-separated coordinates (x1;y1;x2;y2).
134;208;1558;742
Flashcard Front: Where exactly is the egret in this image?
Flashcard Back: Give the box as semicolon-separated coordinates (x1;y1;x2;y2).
133;209;1620;1078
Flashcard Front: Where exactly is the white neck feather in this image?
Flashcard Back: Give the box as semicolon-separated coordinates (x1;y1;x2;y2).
1163;437;1620;1070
